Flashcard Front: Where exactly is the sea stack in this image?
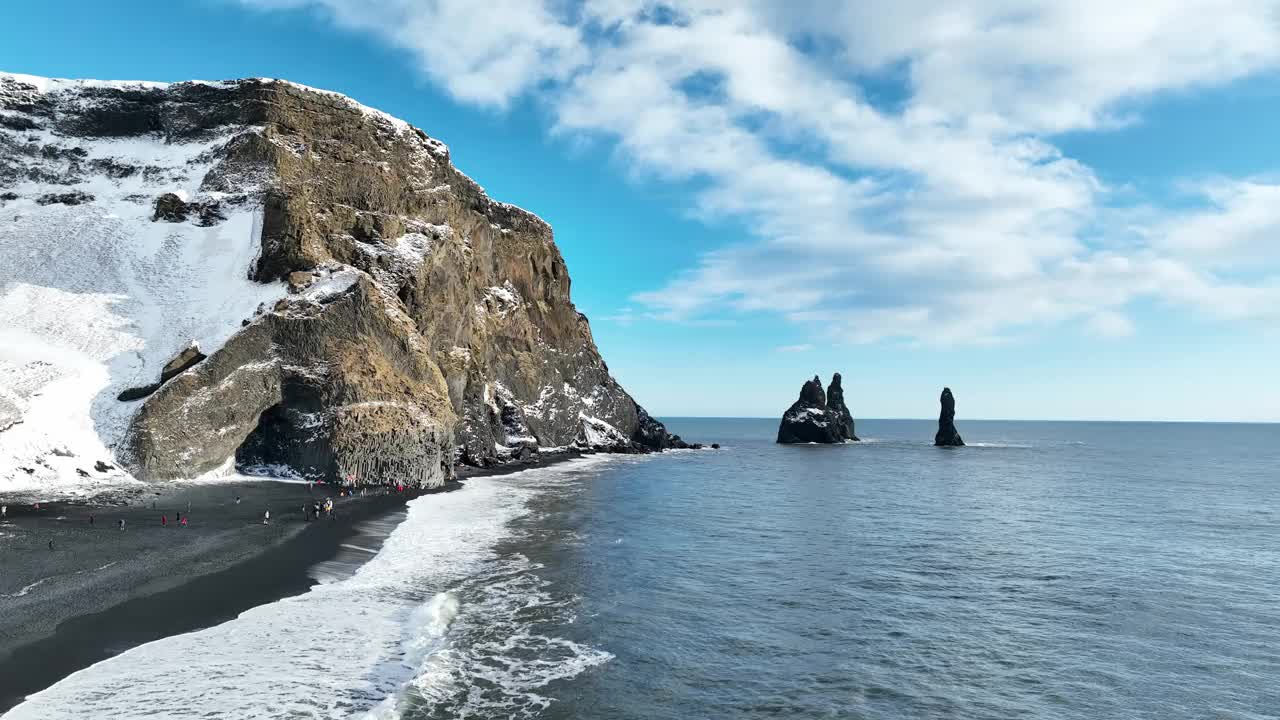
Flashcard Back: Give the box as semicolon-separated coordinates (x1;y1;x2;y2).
826;373;859;442
777;374;845;444
934;387;964;446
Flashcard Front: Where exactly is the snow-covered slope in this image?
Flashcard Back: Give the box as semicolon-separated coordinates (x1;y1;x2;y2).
0;73;284;493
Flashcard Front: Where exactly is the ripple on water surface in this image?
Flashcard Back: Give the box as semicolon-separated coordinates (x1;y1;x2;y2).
9;420;1280;720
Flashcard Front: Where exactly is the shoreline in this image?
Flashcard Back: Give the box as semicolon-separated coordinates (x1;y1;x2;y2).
0;478;460;712
455;448;588;480
0;447;611;712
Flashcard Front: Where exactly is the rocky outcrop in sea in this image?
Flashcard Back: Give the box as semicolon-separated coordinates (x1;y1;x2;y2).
0;73;691;490
777;374;857;444
826;373;859;442
934;387;964;446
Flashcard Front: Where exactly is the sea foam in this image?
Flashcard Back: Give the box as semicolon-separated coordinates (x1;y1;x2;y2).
5;457;615;719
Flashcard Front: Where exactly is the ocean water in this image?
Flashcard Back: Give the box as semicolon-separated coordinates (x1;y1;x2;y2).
8;418;1280;719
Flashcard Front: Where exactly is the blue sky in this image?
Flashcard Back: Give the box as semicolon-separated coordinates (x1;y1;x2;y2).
4;0;1280;421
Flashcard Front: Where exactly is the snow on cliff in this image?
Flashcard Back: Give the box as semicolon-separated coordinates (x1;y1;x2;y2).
0;73;284;494
1;71;693;493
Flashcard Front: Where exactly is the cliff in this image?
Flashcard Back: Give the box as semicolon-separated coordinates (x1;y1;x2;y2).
0;73;689;491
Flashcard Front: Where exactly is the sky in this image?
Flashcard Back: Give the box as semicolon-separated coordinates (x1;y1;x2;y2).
3;0;1280;421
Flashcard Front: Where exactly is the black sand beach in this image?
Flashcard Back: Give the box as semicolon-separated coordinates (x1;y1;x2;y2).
0;448;608;711
0;478;456;712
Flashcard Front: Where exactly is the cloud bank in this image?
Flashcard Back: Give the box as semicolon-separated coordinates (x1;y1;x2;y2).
241;0;1280;343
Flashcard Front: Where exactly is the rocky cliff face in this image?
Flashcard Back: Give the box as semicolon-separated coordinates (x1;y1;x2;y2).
0;73;688;491
934;387;964;446
777;374;846;444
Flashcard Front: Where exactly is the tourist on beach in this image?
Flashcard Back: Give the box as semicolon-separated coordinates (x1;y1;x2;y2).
118;519;125;531
162;514;167;526
235;495;241;504
176;511;182;524
89;514;94;525
2;504;7;518
263;509;270;525
48;539;54;550
180;515;188;527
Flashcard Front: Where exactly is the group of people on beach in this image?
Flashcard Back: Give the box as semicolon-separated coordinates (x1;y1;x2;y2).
159;512;188;527
7;474;411;552
304;497;336;522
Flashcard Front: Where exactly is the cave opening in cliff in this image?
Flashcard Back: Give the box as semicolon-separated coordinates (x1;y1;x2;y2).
234;382;335;480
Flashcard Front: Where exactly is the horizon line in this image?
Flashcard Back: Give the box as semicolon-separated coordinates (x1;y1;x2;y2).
654;416;1280;425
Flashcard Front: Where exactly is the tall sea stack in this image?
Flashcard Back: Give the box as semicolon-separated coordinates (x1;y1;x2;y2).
934;387;964;446
826;373;859;442
777;374;852;444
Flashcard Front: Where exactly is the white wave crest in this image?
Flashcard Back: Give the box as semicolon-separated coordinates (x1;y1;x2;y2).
6;456;614;720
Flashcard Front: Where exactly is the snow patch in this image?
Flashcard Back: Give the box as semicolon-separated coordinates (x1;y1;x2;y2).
297;267;361;304
0;72;174;94
577;413;628;448
0;116;286;493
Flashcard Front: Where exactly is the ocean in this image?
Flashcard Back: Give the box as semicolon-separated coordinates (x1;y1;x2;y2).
7;418;1280;719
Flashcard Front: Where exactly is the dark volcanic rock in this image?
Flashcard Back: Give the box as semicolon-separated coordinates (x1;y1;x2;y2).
153;193;225;225
934;387;964;447
777;375;845;444
826;372;859;442
159;342;206;383
117;383;161;402
36;190;93;206
116;343;207;401
88;157;139;178
632;402;693;450
152;192;188;221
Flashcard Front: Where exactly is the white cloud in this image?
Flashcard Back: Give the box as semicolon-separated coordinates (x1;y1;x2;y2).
1087;311;1137;338
241;0;586;107
239;0;1280;344
775;344;814;353
1154;179;1280;272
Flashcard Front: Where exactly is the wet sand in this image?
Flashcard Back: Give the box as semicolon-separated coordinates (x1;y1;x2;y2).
0;447;613;711
0;479;456;712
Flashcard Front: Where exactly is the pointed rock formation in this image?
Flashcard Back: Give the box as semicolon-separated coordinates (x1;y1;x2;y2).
826;373;859;442
777;375;844;444
934;387;964;446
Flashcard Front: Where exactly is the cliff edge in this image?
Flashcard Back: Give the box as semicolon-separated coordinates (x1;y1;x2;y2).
0;73;688;491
